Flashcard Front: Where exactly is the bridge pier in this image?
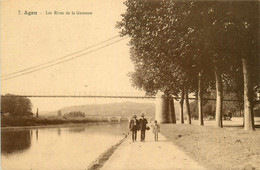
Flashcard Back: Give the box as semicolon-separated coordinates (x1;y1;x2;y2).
155;92;169;124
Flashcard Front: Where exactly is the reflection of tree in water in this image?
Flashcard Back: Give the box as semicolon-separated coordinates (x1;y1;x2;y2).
63;124;129;136
36;129;38;141
58;128;61;136
1;130;31;155
68;127;85;133
88;123;129;136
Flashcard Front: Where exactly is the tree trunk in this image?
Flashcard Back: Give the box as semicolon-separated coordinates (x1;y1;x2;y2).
169;97;176;124
198;72;204;125
164;92;170;123
214;62;223;128
184;86;191;124
179;87;184;124
168;98;172;123
242;58;255;131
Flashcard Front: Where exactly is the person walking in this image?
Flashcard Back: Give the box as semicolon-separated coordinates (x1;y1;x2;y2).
129;114;139;142
152;120;160;141
139;113;148;142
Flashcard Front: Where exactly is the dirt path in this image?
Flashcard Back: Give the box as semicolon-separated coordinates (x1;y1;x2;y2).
101;130;205;170
160;123;260;170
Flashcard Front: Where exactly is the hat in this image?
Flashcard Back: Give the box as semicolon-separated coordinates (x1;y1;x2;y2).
133;114;137;118
141;113;145;117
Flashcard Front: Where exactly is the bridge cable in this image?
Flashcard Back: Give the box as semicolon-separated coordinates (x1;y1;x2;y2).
2;35;120;78
2;37;128;81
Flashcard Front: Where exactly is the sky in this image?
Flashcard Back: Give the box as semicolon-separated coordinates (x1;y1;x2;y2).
1;0;151;113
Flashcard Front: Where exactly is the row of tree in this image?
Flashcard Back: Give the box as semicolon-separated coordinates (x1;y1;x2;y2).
63;111;85;117
117;1;259;130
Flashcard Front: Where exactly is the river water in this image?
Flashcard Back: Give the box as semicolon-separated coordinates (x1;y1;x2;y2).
1;123;129;170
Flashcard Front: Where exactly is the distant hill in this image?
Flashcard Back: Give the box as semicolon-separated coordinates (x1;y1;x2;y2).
42;101;181;119
60;102;156;118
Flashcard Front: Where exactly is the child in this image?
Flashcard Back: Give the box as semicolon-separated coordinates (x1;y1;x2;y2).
152;120;160;141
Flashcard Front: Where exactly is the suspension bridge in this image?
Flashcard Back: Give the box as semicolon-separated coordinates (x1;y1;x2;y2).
1;94;247;102
1;34;257;124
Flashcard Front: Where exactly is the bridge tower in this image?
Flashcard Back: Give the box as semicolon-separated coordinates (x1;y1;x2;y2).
155;92;169;124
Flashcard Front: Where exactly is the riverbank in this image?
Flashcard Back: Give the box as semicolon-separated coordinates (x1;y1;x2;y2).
88;136;127;170
1;116;123;130
160;124;260;170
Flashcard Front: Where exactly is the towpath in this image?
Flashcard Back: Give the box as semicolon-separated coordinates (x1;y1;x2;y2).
101;129;205;170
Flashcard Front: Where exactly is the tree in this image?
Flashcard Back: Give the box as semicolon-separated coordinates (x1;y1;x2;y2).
57;110;62;116
170;1;258;129
118;1;199;124
1;94;33;117
213;2;259;130
236;3;258;131
118;1;258;130
169;97;176;123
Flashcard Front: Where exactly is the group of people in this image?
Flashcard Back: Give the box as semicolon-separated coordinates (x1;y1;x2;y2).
129;113;160;142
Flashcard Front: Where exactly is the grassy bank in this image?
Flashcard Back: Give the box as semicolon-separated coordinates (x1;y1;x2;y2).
160;124;260;170
1;116;110;128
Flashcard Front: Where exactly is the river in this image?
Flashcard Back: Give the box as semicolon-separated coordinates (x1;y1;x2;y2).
1;123;129;170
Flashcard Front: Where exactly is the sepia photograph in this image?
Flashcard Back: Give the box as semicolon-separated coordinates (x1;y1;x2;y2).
1;0;260;169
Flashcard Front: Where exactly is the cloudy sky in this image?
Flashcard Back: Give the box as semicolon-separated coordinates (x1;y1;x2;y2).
1;0;150;112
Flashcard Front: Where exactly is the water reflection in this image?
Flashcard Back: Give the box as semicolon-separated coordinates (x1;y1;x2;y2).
1;130;31;155
1;123;128;170
36;129;38;141
68;127;85;133
57;128;61;136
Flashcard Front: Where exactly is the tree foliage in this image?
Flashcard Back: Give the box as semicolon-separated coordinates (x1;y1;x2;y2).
1;94;33;117
117;0;259;129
